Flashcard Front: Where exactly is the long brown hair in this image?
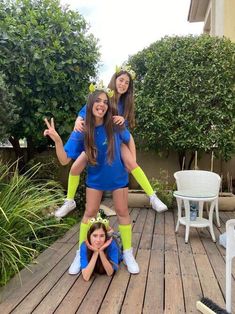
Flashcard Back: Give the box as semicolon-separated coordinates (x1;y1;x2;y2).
85;90;114;165
87;222;109;275
108;70;135;128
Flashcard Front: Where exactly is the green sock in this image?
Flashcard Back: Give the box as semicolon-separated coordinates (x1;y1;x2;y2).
78;222;89;247
66;174;80;200
119;224;132;251
131;166;154;196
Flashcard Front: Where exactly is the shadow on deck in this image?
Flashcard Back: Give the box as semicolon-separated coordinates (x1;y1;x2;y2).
0;202;235;314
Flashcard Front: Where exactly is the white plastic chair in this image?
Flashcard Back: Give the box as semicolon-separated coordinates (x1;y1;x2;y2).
226;219;235;313
173;170;221;243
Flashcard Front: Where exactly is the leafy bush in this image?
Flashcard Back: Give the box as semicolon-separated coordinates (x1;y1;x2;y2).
0;160;75;286
130;35;235;167
0;0;100;166
25;153;63;183
150;170;175;208
0;72;19;141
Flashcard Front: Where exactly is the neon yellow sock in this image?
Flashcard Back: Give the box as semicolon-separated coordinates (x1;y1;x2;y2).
66;174;80;200
78;222;89;247
119;224;132;250
131;166;154;196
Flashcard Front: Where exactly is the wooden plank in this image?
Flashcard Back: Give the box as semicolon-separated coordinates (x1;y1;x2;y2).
188;221;225;308
164;210;175;236
143;249;164;314
165;245;185;312
56;223;80;243
201;235;226;294
154;210;164;235
194;253;225;308
121;249;150;314
179;251;202;313
75;275;112;314
175;219;202;314
143;209;156;234
11;248;77;314
97;264;130;314
32;270;79;314
152;234;164;251
164;211;185;313
54;276;95;314
0;240;76;313
190;228;206;255
132;208;148;233
139;209;155;250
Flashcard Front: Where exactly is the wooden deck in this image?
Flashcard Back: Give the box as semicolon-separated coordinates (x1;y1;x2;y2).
0;203;235;314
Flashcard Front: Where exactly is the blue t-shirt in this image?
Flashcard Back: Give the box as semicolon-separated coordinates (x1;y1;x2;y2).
80;239;122;271
64;125;130;190
64;131;85;160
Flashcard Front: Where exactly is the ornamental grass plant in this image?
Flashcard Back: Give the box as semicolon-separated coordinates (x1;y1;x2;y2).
0;160;72;286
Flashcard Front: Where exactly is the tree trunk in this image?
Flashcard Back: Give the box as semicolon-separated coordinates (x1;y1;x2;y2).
178;151;186;170
187;152;195;170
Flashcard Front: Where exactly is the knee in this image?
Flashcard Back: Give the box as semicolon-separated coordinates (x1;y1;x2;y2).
124;159;138;172
83;209;99;223
70;163;80;175
115;207;129;219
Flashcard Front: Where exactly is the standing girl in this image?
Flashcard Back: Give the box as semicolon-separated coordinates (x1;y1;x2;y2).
54;65;167;218
44;85;139;275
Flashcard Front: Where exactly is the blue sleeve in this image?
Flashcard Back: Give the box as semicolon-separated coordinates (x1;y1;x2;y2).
78;104;87;119
64;131;85;160
80;242;89;269
119;128;131;144
106;240;120;271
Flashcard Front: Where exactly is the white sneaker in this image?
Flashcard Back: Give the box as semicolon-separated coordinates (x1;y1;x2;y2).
54;199;76;218
150;194;168;213
123;248;139;274
68;249;81;275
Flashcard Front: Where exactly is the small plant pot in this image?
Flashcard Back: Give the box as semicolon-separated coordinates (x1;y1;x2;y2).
218;192;235;211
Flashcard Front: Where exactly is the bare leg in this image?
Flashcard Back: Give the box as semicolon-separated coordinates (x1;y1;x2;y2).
70;151;88;175
112;187;130;225
121;144;138;172
82;188;103;222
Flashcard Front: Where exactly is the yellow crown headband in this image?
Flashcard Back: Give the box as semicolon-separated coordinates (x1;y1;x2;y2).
89;80;114;98
88;213;110;230
115;63;136;80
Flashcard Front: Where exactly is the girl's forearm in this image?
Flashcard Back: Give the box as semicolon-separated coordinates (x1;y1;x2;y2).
54;139;71;165
82;251;99;281
99;251;114;276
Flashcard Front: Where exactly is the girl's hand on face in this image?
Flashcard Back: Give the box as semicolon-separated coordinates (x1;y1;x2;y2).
44;118;60;143
85;240;99;252
99;237;112;252
74;117;85;132
113;115;125;125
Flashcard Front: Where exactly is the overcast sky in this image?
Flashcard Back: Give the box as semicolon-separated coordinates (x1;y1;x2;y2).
60;0;204;84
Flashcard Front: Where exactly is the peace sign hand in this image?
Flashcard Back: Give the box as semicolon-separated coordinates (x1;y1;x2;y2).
43;118;61;143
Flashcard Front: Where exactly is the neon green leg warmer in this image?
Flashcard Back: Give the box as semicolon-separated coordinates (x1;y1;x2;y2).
131;166;154;196
119;224;132;250
78;222;89;247
66;174;80;200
